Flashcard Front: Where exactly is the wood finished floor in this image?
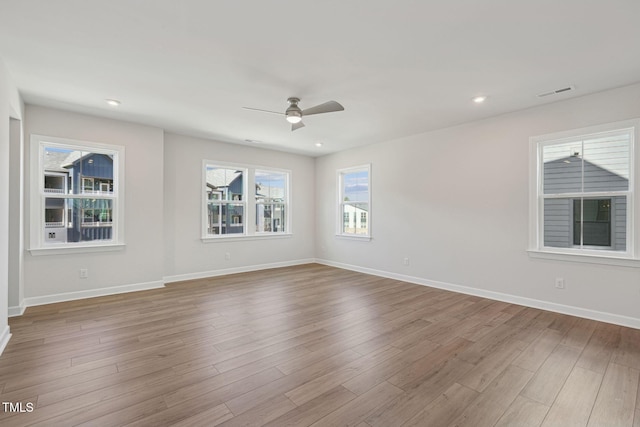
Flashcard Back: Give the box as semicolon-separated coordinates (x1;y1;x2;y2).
1;264;639;426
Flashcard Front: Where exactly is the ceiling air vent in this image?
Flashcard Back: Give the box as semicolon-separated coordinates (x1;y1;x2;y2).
537;86;575;98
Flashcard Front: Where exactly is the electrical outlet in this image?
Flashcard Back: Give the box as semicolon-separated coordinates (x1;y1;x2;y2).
79;268;89;279
555;277;565;289
225;252;231;261
403;257;410;266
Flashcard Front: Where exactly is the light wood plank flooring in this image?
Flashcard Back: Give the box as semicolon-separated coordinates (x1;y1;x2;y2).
1;264;638;426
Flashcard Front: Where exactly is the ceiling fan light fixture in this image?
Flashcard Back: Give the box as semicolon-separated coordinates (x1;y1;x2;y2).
286;111;302;123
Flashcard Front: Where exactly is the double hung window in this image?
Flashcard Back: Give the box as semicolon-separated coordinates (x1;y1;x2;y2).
205;166;247;236
30;135;124;253
338;165;371;238
530;120;638;262
255;170;288;233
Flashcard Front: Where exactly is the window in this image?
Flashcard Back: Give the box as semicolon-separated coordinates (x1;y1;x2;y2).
82;177;94;193
338;165;371;238
30;135;124;253
529;120;639;263
255;169;288;233
203;162;291;239
204;165;246;236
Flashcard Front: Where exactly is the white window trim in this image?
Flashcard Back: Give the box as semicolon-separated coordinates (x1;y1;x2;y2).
528;119;640;267
336;164;372;241
201;160;292;241
29;134;125;255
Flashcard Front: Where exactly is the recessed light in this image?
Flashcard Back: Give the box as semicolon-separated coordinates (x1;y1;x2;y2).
244;139;262;144
105;99;121;107
472;95;487;104
315;142;323;147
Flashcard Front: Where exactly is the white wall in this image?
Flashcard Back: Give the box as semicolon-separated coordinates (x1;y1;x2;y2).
5;79;639;357
163;133;315;281
316;83;640;327
0;57;23;353
22;106;166;303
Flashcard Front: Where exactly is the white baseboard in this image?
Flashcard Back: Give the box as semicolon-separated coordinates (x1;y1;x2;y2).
8;304;26;317
11;260;316;316
22;280;165;308
0;325;11;356
163;259;316;283
316;258;640;330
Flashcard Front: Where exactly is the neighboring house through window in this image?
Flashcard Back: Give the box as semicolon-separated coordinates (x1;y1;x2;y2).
338;164;371;238
529;119;639;263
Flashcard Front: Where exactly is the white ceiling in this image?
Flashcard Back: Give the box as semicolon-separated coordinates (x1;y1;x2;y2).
1;1;639;156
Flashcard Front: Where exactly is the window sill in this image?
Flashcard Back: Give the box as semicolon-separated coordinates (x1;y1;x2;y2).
527;249;640;268
29;243;126;256
201;233;293;243
335;234;372;242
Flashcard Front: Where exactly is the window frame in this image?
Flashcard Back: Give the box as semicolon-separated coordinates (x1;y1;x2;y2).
202;160;292;241
337;164;371;240
29;134;125;255
528;119;640;266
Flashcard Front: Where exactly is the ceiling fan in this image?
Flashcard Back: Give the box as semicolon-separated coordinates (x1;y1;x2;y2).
243;97;344;131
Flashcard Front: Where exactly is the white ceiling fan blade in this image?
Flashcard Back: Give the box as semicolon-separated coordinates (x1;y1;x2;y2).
292;121;305;131
302;101;344;116
242;106;284;115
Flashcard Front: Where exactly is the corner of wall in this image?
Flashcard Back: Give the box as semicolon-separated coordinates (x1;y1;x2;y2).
0;325;11;355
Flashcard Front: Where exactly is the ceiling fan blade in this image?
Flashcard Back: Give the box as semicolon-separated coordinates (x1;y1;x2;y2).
302;100;344;116
241;106;284;115
292;121;305;131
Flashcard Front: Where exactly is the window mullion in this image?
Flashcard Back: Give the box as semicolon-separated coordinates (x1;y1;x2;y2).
580;139;584;248
579;196;583;248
